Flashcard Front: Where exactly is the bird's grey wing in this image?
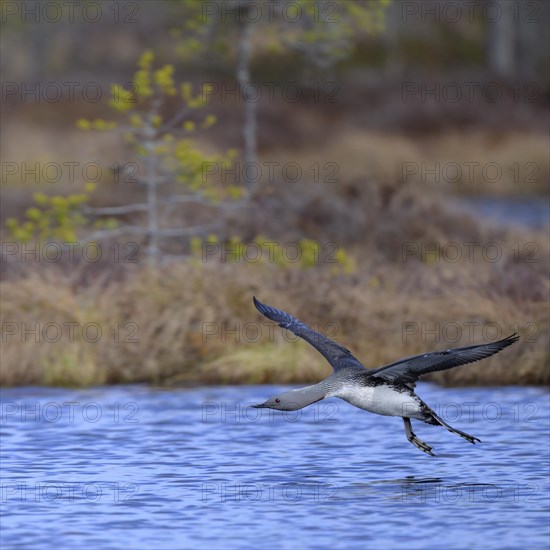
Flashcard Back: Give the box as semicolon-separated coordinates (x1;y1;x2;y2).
253;297;364;372
367;333;519;385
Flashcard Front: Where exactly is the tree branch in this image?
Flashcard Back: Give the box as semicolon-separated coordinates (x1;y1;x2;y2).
80;226;148;243
157;225;216;237
84;204;149;216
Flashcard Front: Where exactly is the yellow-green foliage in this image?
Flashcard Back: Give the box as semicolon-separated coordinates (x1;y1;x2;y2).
287;0;390;43
104;50;211;115
190;235;356;273
5;50;240;244
176;0;390;63
5;183;118;243
103;51;239;201
6;184;95;242
76;119;117;130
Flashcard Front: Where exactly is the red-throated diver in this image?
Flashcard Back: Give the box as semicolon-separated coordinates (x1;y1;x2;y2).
252;297;519;456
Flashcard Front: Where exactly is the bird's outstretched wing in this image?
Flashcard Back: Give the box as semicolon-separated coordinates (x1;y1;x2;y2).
367;333;519;385
253;297;365;372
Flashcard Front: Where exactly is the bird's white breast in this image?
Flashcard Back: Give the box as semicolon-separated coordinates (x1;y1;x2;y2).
330;384;422;418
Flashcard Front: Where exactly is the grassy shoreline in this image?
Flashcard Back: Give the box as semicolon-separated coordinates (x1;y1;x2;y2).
2;172;548;389
2;237;547;388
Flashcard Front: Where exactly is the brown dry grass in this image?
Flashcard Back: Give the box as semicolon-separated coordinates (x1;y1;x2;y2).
1;200;548;388
263;129;549;196
1;115;548;388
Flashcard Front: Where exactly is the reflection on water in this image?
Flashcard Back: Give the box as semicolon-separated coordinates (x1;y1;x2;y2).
1;384;548;549
455;197;549;229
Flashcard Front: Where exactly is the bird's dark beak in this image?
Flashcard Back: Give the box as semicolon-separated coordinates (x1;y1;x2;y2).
252;403;265;409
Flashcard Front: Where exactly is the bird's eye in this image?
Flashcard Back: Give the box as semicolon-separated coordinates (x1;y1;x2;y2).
275;398;280;403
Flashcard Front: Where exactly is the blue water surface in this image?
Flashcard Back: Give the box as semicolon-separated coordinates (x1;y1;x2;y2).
1;384;549;550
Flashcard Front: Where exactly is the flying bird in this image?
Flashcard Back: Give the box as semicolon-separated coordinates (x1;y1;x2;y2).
252;297;519;456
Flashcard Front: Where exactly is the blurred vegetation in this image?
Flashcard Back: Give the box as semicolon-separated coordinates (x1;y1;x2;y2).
1;0;548;387
6;51;241;259
2;188;547;388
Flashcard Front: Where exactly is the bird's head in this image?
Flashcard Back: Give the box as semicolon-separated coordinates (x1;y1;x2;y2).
252;386;325;411
252;391;301;411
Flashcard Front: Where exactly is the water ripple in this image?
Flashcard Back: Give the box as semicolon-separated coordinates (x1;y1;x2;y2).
1;384;548;549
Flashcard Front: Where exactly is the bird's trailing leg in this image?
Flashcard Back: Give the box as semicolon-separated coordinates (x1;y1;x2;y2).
429;411;481;445
403;417;435;456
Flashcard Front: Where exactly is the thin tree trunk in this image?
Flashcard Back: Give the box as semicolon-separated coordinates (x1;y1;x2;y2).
487;0;516;78
144;128;159;265
237;18;257;192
